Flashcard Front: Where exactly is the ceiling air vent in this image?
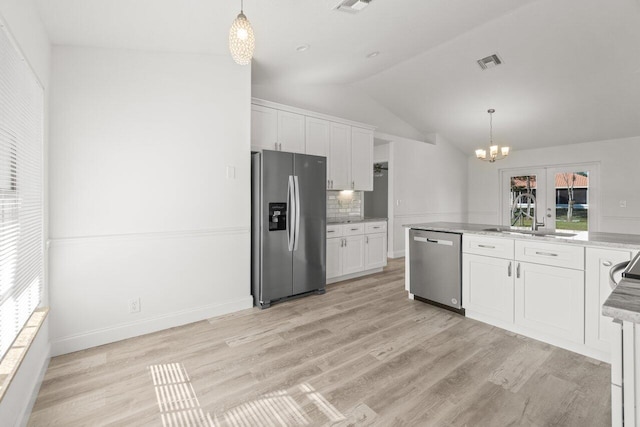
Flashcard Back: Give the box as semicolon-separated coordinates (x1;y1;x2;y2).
477;54;503;70
334;0;372;13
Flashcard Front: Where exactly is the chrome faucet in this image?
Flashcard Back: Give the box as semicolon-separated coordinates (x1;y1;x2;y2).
511;192;545;231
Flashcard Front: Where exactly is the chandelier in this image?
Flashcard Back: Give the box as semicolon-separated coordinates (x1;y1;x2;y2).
229;0;255;65
475;109;510;163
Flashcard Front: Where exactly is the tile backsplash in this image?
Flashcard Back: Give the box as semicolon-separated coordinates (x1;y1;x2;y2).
327;191;363;220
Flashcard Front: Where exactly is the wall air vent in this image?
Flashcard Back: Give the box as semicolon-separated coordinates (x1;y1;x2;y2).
477;54;503;70
334;0;372;13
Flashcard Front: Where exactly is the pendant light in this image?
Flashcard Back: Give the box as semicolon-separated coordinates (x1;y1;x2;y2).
229;0;255;65
475;109;510;163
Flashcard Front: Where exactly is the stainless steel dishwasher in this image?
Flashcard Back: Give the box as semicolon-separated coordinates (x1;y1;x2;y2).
409;228;463;314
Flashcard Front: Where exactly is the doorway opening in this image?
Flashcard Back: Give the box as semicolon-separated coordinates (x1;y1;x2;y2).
364;162;388;218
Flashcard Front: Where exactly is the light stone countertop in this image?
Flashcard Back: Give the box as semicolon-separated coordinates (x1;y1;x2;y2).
404;221;640;250
603;279;640;323
328;217;388;225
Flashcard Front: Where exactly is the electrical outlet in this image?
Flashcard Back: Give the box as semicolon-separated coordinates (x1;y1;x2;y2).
128;298;141;313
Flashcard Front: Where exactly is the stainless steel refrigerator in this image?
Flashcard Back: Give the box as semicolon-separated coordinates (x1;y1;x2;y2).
251;150;326;308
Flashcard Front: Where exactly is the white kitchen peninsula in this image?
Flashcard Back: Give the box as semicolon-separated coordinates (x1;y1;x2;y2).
404;222;640;363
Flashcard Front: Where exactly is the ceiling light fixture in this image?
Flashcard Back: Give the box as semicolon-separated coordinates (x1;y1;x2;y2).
475;109;510;163
373;163;388;177
296;44;310;52
229;0;255;65
366;51;380;58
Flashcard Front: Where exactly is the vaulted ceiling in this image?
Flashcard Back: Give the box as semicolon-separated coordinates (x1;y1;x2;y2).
36;0;640;153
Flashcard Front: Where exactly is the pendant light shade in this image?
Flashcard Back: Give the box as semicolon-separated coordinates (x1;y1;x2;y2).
229;1;255;66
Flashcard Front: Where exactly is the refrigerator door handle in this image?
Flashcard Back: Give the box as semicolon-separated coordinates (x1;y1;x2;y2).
293;175;301;250
287;175;295;251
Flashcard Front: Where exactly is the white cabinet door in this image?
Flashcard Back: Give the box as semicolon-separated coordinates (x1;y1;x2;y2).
327;237;343;280
251;105;278;151
305;117;330;157
343;235;365;275
462;254;514;324
329;123;351;190
515;262;584;343
364;233;387;270
351;127;374;191
585;248;634;353
277;110;305;154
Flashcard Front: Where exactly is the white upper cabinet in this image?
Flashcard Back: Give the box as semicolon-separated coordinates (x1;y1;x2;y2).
252;99;375;190
251;105;305;153
251;105;278;151
305;117;330;157
277;111;305;153
351;127;374;191
330;123;351;190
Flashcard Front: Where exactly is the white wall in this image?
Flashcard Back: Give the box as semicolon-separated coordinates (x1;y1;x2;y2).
0;0;50;424
48;46;252;355
390;137;468;256
468;135;640;233
252;82;427;142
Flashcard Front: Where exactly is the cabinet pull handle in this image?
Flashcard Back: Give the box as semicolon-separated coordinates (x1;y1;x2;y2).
535;251;558;257
516;263;521;279
366;236;369;244
328;230;335;233
603;260;612;267
351;181;354;189
508;262;512;277
350;228;359;231
279;143;282;151
478;244;495;249
344;239;347;247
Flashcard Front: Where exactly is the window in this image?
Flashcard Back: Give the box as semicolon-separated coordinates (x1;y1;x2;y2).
501;164;598;233
0;23;44;362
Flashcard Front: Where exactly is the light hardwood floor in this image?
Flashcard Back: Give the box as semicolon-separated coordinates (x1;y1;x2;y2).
29;258;611;426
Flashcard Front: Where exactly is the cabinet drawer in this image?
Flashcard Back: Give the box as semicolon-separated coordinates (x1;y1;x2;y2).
327;225;343;238
344;223;365;236
365;222;387;234
515;240;584;270
463;234;514;259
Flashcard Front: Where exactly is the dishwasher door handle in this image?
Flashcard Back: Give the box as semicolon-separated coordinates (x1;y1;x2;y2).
413;236;453;246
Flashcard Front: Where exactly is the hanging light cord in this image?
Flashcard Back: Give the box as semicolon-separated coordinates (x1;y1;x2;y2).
489;110;493;145
240;0;244;13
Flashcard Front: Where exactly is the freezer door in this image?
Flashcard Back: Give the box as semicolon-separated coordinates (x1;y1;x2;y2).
292;153;327;295
260;150;294;303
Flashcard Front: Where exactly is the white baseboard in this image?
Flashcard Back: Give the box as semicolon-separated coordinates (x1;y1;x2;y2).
52;296;253;356
389;250;405;258
326;267;384;284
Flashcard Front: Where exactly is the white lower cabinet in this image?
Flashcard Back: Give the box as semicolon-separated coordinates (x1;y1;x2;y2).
343;235;365;275
585;247;636;354
463;254;514;324
515;261;585;343
364;233;387;270
326;236;344;280
327;221;387;282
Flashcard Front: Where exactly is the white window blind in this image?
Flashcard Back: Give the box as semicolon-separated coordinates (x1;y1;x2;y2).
0;22;44;362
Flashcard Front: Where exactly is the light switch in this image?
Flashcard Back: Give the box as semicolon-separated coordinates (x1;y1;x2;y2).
620;200;627;208
226;166;236;179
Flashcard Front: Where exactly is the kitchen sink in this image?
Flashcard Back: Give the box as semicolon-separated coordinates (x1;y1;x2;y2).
482;227;577;238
